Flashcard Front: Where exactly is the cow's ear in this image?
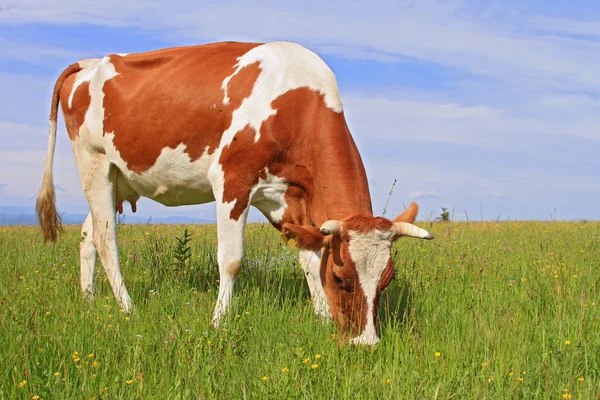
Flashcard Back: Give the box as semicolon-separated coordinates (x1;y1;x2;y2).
393;202;418;224
282;223;326;251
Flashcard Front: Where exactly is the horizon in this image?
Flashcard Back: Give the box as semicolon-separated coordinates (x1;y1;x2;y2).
1;1;599;221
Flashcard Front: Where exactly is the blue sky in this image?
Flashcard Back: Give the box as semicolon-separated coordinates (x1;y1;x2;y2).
0;0;598;221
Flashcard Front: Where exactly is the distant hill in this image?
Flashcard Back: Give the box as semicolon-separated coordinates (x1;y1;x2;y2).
0;206;214;226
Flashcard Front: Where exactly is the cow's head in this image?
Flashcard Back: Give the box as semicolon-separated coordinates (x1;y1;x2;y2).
282;203;433;345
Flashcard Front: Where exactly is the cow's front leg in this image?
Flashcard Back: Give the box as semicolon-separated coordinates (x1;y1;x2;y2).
299;249;332;319
210;201;249;326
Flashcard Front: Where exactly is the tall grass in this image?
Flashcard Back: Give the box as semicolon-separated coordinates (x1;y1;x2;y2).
0;221;599;399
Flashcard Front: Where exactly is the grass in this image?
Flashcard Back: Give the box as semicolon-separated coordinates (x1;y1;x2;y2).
1;221;599;399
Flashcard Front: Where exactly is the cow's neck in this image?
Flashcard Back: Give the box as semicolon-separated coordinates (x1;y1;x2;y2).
280;112;373;228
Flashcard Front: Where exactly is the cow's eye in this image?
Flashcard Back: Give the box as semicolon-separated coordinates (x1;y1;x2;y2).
332;268;343;284
332;268;354;291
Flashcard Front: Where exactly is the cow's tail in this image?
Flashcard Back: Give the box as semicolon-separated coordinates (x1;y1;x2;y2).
36;63;82;243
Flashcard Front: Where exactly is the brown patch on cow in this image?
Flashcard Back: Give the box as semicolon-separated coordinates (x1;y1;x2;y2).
393;202;419;223
343;215;394;233
226;62;262;109
220;123;265;220
102;42;262;174
60;78;91;140
225;260;242;278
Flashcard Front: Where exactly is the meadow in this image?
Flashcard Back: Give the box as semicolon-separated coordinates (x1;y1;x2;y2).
0;221;599;399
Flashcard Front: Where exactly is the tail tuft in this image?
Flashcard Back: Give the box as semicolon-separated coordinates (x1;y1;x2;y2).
36;173;63;243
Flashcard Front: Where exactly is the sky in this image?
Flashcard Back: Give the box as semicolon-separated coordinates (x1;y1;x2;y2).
0;0;598;222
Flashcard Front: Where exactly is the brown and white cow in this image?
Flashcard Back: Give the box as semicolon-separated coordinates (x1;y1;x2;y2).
36;41;434;345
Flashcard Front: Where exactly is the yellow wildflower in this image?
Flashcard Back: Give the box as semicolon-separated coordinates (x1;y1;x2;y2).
88;353;94;359
302;358;310;364
315;354;322;359
261;376;268;382
311;364;319;369
126;380;133;385
385;378;391;384
53;372;60;377
18;380;26;388
282;367;289;373
481;362;487;367
565;340;572;345
32;396;40;400
434;352;441;357
578;377;584;382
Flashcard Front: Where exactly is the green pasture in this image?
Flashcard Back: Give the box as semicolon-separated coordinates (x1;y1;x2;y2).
0;221;598;399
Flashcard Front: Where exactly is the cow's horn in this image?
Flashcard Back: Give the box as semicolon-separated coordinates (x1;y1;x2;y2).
394;222;434;240
320;220;342;236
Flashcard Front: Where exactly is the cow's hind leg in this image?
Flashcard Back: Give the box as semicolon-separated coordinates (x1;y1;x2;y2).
80;212;97;299
83;155;132;313
299;250;332;319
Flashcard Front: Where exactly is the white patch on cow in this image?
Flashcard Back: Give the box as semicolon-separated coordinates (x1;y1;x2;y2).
250;168;288;223
102;136;216;206
347;228;395;346
220;42;342;144
86;58;120;145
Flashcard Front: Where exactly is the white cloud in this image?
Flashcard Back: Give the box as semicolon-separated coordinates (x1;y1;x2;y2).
312;44;407;64
344;93;600;146
408;190;441;199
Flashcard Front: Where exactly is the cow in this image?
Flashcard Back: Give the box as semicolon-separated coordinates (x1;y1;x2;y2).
36;41;434;345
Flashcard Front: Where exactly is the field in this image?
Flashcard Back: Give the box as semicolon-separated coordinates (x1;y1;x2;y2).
1;221;599;399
